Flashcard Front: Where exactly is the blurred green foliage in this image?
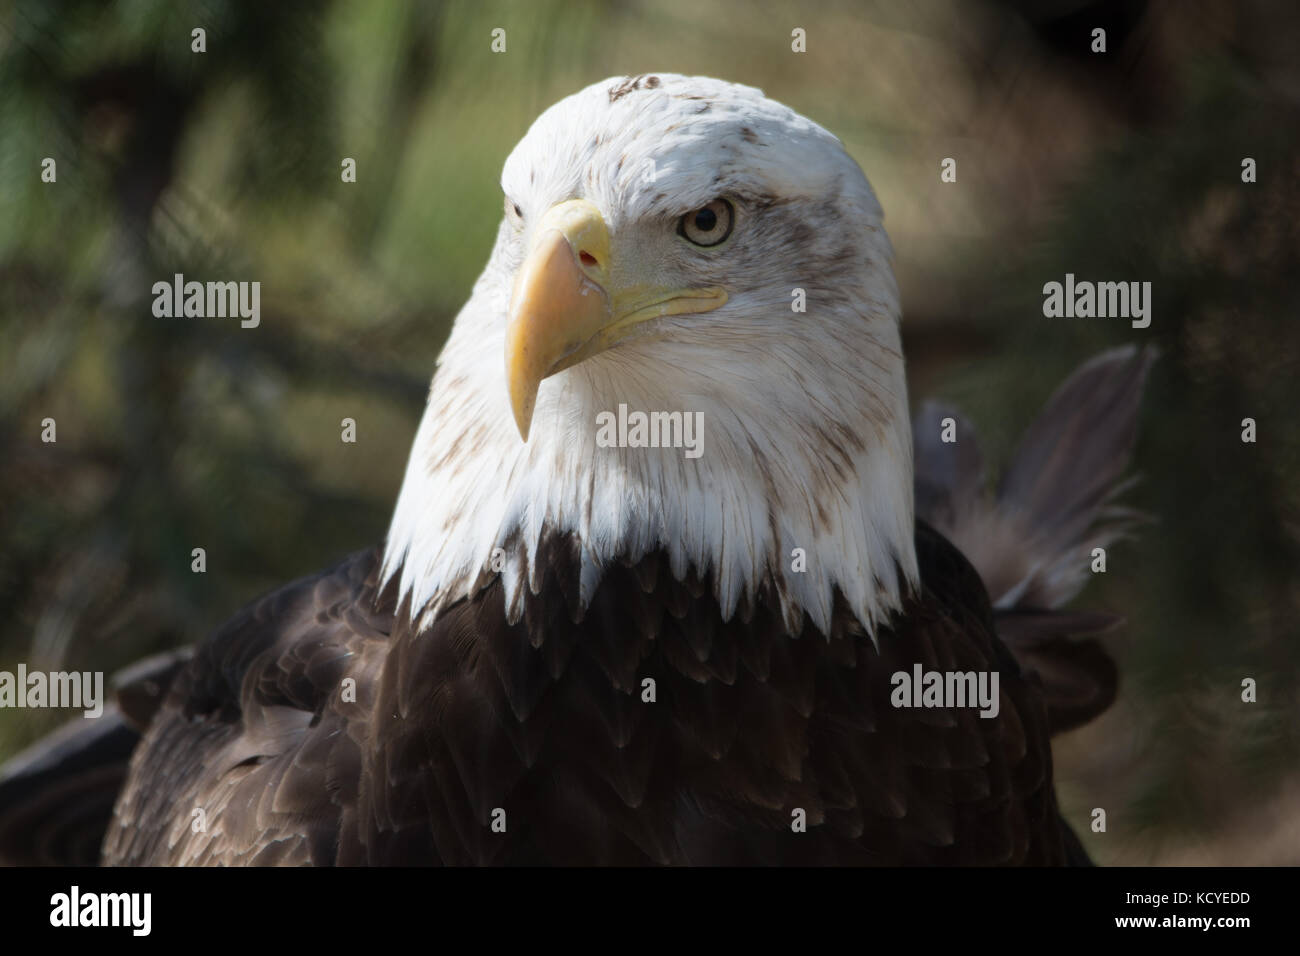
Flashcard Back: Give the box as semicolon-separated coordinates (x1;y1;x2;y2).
1;0;1298;862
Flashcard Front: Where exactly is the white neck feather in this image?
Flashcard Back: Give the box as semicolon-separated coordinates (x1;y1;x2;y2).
381;258;918;638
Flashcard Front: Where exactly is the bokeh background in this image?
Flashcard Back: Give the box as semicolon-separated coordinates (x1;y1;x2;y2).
2;0;1298;864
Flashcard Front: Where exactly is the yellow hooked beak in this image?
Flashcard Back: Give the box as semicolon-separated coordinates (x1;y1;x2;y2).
504;198;728;440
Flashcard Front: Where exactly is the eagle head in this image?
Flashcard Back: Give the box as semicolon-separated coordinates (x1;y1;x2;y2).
383;74;917;638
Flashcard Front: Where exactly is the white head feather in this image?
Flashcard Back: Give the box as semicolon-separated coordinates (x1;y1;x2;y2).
381;74;917;638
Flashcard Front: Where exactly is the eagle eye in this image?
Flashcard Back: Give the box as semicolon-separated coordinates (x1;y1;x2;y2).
678;199;734;247
505;196;524;225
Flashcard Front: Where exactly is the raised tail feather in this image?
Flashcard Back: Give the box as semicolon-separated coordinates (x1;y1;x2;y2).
914;345;1155;734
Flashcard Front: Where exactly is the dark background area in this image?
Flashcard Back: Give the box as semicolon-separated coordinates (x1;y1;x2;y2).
2;0;1298;863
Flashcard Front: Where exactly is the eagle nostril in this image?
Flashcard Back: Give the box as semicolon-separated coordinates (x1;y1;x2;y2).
579;251;598;268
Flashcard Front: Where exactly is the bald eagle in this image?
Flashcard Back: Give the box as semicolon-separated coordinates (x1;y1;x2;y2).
0;75;1151;866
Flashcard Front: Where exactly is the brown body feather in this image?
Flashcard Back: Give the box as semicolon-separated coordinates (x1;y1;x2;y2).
101;523;1070;866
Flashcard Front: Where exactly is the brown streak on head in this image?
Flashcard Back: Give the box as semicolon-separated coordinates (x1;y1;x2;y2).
609;74;661;103
427;427;471;475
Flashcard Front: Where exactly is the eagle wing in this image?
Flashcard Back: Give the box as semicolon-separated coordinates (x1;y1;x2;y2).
103;549;392;866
